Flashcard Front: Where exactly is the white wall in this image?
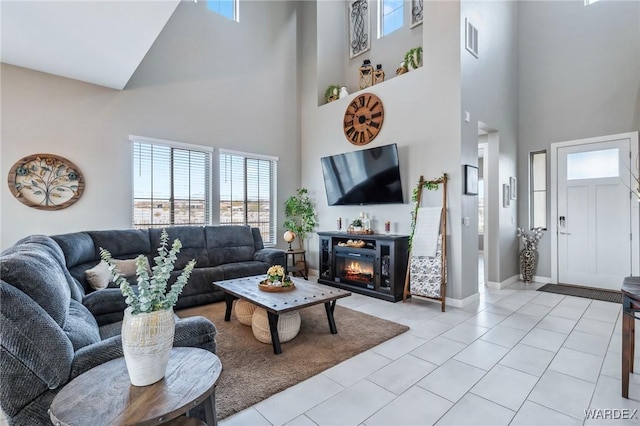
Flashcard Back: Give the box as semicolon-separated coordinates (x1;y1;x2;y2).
0;1;300;249
517;0;640;279
301;1;467;300
317;0;422;105
461;0;520;292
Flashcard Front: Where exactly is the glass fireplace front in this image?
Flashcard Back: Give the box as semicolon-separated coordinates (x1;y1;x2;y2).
334;247;375;289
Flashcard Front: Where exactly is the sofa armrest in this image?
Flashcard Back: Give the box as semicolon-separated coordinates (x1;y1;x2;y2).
174;316;217;354
254;248;285;266
70;335;123;379
82;288;129;326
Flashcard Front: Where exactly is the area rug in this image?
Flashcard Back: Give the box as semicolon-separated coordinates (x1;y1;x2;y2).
537;283;622;303
177;301;409;419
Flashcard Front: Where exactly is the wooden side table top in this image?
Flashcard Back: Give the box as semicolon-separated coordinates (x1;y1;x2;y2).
49;347;222;426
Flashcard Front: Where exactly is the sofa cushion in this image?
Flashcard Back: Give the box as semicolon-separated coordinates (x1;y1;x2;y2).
149;226;210;270
82;288;130;326
51;232;95;268
89;229;151;259
205;225;256;266
219;261;270;280
0;282;74;418
251;227;265;252
63;299;101;351
175;267;225;298
0;237;71;326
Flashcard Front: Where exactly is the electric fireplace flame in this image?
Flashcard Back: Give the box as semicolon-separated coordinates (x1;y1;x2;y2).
343;261;373;282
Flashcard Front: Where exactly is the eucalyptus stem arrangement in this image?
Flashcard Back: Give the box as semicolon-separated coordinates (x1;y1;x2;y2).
100;230;196;314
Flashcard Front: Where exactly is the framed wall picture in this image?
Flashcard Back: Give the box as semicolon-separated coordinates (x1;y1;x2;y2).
503;184;510;207
348;0;370;59
509;176;517;199
464;165;478;195
410;0;424;28
8;153;84;210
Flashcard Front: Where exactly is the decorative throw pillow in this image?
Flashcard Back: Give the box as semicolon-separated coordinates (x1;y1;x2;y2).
112;258;139;278
85;257;150;290
84;261;110;290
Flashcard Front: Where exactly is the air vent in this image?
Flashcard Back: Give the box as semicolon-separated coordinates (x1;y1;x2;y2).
465;18;479;58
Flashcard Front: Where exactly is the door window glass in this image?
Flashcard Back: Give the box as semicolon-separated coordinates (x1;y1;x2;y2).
567;148;619;180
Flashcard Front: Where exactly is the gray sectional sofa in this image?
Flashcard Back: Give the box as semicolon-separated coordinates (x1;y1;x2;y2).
0;225;285;425
52;225;285;325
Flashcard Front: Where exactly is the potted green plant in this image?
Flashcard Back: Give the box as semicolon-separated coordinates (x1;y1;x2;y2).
284;188;317;250
100;230;196;386
351;219;363;231
324;84;341;103
404;46;423;70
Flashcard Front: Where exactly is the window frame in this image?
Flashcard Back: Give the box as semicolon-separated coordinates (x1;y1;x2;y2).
378;0;404;38
206;0;239;22
218;148;278;246
130;135;213;229
529;150;548;230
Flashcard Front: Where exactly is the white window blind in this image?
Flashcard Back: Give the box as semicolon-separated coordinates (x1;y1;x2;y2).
132;137;211;228
219;151;277;245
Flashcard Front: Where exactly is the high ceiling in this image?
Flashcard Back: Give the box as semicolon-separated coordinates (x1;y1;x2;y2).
0;0;181;90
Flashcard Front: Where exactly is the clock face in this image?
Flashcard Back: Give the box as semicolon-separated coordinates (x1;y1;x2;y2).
343;93;384;146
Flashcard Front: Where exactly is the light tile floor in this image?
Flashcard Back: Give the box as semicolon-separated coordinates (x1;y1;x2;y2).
220;279;640;426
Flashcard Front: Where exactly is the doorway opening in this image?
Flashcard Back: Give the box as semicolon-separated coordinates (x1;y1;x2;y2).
478;123;500;290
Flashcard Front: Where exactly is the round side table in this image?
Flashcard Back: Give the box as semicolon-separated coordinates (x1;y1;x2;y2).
49;347;222;426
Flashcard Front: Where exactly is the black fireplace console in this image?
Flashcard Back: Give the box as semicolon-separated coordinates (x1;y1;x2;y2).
317;231;409;302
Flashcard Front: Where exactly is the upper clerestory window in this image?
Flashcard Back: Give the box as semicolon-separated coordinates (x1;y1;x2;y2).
379;0;404;38
207;0;238;22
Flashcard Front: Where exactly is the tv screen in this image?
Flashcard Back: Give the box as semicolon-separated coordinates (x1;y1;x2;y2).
320;143;404;206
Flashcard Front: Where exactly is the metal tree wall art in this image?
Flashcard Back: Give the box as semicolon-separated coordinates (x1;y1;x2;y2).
8;154;84;210
349;0;370;59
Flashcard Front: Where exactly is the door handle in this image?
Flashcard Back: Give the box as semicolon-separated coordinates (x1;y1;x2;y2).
559;231;572;235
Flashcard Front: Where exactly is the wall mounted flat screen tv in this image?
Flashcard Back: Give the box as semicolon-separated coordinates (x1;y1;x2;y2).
320;143;404;206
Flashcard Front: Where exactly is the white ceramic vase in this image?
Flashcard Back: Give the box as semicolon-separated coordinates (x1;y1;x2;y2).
121;307;175;386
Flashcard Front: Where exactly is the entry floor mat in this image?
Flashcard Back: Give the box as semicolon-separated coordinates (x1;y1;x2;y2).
537;283;622;304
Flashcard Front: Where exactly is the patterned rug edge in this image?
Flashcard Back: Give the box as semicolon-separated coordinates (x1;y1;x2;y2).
537;283;622;304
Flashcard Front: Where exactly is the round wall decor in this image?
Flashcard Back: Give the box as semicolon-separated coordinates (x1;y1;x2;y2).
343;93;384;146
8;153;84;210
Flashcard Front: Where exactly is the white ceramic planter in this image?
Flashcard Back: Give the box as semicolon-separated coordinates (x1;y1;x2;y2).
121;307;175;386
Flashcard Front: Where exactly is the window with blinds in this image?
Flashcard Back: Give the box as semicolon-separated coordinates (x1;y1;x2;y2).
132;137;212;228
219;151;277;245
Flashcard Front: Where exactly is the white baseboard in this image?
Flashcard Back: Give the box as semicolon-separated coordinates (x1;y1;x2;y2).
533;275;552;284
487;274;552;289
446;292;480;308
486;274;520;290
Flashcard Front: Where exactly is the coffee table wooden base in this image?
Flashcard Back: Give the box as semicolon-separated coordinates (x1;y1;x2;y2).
49;347;222;426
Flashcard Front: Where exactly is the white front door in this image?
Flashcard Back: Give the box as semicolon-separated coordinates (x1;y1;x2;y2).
557;137;631;290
